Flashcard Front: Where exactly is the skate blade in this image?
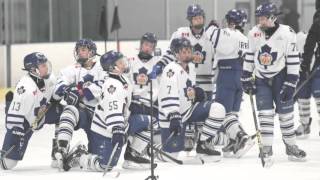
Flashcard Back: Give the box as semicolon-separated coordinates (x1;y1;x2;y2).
122;160;151;170
197;154;221;163
288;155;307;162
235;139;255;158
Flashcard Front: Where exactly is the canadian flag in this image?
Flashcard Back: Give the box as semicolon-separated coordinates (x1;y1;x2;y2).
254;32;261;37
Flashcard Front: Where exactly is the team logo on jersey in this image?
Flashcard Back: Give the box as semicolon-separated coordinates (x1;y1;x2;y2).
134;67;149;86
107;85;116;94
192;43;206;67
17;86;25;95
167;69;174;78
184;79;195;101
258;44;278;67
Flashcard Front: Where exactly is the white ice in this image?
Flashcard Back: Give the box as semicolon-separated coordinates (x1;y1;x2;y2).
1;94;320;180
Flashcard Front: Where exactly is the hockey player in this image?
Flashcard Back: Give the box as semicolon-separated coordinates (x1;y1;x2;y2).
209;9;254;158
63;50;132;172
154;38;181;76
170;4;215;99
53;39;104;170
158;37;223;163
296;0;320;137
122;32;161;169
0;52;63;170
242;2;306;163
294;31;319;138
169;4;217;153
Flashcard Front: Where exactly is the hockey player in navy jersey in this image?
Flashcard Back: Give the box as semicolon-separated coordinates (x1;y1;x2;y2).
0;52;63;170
61;51;132;172
242;2;306;163
295;2;320;138
209;9;254;158
158;37;224;163
53;39;104;170
122;32;161;169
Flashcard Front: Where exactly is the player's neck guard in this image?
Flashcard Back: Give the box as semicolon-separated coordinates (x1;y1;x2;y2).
190;26;204;38
138;51;153;62
264;22;279;39
109;73;128;86
29;73;45;90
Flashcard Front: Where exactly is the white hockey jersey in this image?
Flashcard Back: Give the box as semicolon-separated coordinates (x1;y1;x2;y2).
91;74;132;138
158;61;196;128
6;74;57;130
127;55;161;106
170;27;215;92
53;61;104;108
243;24;300;78
211;27;249;82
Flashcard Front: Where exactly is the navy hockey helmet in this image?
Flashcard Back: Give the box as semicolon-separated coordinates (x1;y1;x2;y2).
23;52;51;79
238;9;248;27
100;50;124;73
255;2;280;17
175;37;192;53
225;9;243;25
74;39;97;65
187;4;205;21
140;32;157;47
170;38;181;54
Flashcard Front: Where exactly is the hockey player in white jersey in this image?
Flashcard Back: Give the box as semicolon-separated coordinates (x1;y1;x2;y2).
0;52;63;170
241;2;306;163
62;51;132;172
209;9;254;158
170;4;215;99
52;39;104;170
123;32;160;169
158;37;224;163
295;31;320;138
169;4;217;153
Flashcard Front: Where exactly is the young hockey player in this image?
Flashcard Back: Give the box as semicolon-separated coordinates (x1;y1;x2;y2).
53;39;104;170
242;2;306;164
0;52;62;170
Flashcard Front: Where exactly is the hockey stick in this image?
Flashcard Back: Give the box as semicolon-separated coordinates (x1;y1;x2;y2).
293;66;320;98
249;93;266;168
152;144;204;165
103;143;120;177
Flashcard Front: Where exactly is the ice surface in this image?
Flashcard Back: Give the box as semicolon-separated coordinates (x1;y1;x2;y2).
1;95;320;180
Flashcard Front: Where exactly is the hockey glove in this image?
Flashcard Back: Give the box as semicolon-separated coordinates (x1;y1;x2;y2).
240;71;256;95
64;86;81;106
168;112;182;135
194;86;206;103
111;126;125;147
280;74;299;103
